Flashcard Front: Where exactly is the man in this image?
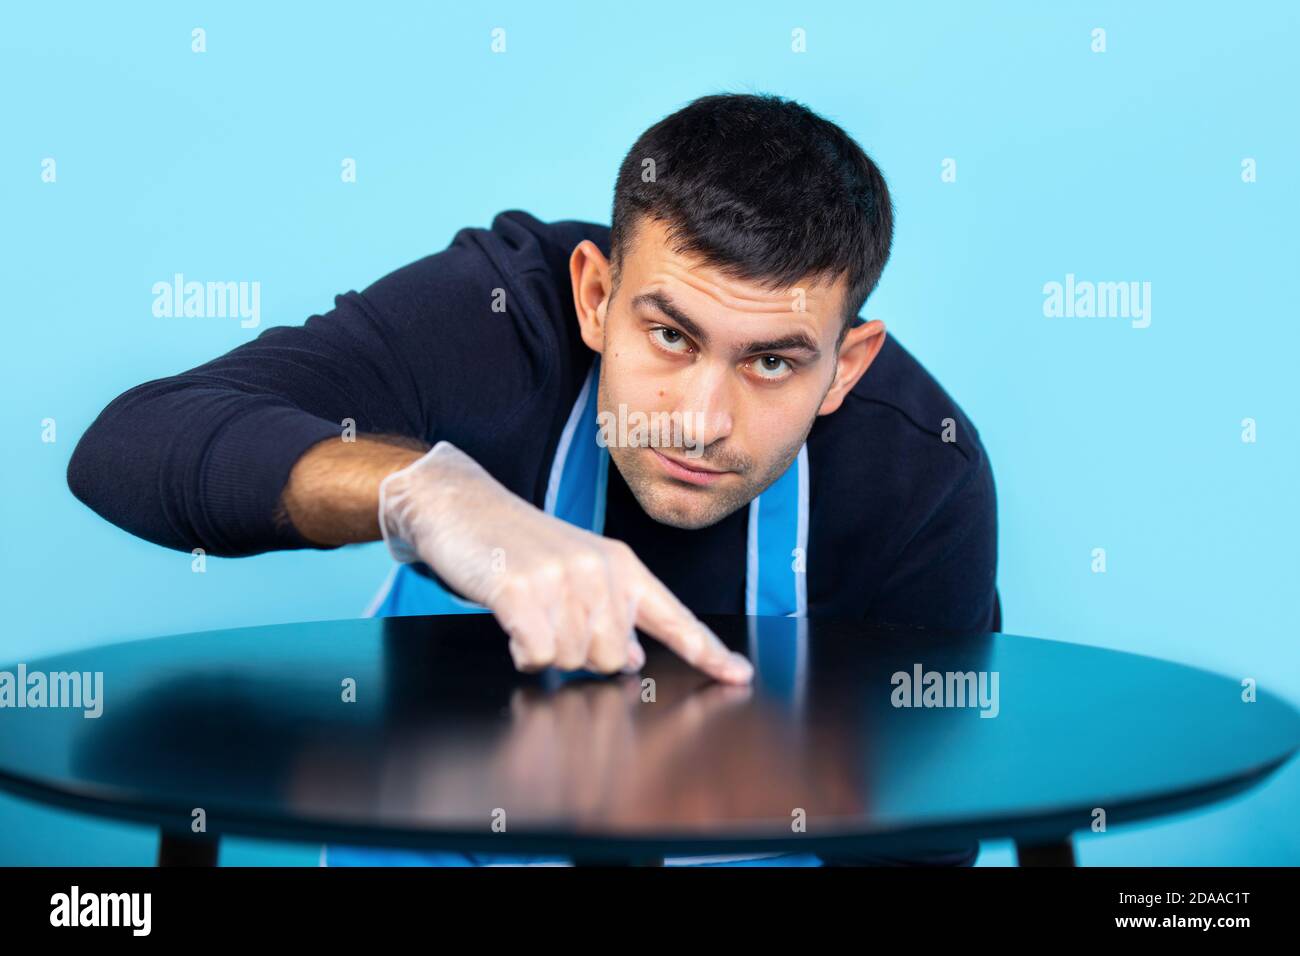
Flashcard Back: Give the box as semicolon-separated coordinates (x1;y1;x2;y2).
69;93;998;866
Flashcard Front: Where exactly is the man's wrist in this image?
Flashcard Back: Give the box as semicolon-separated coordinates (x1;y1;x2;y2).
282;435;427;547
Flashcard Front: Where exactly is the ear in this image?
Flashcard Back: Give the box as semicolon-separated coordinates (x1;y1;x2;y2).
817;319;887;416
569;239;612;354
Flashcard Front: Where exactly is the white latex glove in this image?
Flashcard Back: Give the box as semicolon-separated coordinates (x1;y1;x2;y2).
378;441;754;684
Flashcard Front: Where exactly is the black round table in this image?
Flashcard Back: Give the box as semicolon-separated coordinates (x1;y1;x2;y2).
1;615;1296;867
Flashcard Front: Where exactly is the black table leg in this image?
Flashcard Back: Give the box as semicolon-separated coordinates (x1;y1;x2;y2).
1015;838;1075;867
157;831;219;867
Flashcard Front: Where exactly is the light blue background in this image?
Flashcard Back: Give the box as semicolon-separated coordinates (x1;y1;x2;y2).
2;1;1296;866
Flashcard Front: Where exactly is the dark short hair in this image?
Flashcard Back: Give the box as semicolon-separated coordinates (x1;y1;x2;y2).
610;93;894;340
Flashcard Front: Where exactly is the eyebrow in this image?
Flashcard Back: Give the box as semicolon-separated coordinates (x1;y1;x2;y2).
631;291;823;359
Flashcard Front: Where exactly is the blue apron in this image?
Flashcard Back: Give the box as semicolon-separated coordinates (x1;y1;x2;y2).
325;356;818;866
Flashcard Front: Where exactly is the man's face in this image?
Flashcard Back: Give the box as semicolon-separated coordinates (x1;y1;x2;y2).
575;217;856;530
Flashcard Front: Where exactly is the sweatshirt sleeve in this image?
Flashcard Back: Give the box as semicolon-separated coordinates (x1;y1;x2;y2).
863;449;1000;633
68;226;553;557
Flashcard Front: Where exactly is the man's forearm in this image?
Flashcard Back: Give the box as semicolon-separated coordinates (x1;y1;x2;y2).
281;436;428;546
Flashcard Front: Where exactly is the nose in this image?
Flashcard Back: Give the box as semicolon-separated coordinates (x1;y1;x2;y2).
674;361;734;449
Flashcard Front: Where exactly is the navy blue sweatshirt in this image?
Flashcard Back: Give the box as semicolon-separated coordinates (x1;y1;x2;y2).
68;210;999;631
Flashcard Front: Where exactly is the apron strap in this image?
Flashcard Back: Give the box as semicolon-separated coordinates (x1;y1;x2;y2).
745;444;809;618
546;355;609;532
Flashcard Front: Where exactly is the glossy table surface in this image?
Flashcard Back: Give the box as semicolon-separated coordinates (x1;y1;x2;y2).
1;615;1297;859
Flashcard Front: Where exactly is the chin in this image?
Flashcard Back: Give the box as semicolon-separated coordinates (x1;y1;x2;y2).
644;505;720;531
632;481;742;530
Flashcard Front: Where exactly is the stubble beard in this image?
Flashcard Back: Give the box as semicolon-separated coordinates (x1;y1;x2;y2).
599;373;817;531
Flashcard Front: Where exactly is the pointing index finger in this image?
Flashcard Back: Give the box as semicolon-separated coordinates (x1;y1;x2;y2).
630;572;753;684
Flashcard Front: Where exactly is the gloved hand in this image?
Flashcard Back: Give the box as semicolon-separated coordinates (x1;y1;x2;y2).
378;441;754;683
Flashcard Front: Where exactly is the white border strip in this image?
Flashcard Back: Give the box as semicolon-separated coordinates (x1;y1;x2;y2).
362;563;400;619
545;365;596;516
794;444;809;619
744;495;760;615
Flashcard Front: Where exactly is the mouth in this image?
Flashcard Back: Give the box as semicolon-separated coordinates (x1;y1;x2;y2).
649;448;730;487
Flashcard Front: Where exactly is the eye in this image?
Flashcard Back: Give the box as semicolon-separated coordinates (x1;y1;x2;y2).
650;326;693;354
751;355;793;381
